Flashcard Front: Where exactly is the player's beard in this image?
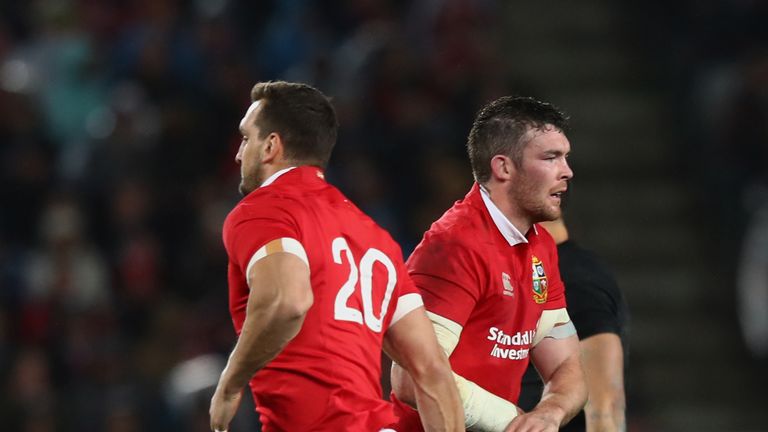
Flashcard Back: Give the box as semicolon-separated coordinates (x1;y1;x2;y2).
510;176;562;224
239;160;265;196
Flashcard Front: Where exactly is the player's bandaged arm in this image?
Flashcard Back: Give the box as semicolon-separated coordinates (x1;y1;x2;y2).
392;309;577;432
384;304;464;432
215;238;313;396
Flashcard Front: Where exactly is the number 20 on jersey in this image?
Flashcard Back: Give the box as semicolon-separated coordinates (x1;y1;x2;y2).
332;237;397;333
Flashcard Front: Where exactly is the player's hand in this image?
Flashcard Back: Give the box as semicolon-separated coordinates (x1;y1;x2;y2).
503;410;559;432
209;386;243;432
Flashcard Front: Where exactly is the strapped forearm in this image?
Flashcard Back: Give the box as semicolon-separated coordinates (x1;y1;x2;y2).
428;312;520;431
454;372;519;431
384;307;464;432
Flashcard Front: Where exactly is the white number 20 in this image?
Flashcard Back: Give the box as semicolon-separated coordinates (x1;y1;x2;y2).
332;237;397;332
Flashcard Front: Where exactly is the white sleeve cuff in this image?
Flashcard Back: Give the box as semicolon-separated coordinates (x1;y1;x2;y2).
390;293;424;326
245;237;309;289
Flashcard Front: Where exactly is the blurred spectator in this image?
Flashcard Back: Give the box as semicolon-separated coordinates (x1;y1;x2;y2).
630;1;768;368
738;196;768;360
676;3;768;364
2;347;57;430
25;196;110;314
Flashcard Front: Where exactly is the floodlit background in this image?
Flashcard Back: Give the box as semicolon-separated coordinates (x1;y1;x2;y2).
1;1;766;431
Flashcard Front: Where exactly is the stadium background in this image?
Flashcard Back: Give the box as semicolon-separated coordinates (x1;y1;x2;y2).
1;1;766;430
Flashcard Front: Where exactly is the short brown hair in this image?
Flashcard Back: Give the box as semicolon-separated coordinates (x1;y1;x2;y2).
250;81;339;168
466;96;569;183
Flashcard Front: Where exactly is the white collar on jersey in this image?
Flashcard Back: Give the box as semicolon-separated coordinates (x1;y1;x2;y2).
479;184;537;246
260;166;297;188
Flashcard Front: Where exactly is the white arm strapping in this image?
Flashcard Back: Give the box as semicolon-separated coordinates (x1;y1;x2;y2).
427;312;519;431
426;311;461;356
390;293;424;327
532;308;576;347
246;237;309;289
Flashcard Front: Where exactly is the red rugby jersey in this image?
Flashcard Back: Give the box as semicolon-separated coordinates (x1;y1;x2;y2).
223;166;422;432
393;182;566;430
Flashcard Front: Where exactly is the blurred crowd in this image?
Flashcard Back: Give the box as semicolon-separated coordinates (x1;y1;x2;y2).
658;1;768;362
628;0;768;383
0;0;503;430
682;2;768;363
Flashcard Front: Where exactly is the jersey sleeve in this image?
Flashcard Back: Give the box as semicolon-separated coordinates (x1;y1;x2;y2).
538;228;567;311
225;200;302;275
558;242;628;340
565;264;626;339
389;262;424;327
406;234;483;327
381;238;424;328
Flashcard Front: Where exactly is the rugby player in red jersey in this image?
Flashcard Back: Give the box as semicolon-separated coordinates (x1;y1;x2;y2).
209;81;462;432
391;96;587;432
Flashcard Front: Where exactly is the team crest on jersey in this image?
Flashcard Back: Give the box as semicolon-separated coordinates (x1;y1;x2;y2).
502;272;514;297
531;256;548;304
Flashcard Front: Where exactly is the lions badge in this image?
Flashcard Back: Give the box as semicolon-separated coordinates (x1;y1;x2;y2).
531;255;548;304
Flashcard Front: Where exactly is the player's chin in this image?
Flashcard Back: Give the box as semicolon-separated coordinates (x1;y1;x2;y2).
239;180;256;196
547;196;563;211
540;204;562;221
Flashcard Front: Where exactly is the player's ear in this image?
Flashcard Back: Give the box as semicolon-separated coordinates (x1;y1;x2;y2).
490;154;514;181
262;132;283;163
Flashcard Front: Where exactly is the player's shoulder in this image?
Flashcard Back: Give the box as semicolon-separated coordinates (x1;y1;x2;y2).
242;188;303;215
425;200;488;245
301;186;406;255
558;240;611;272
559;240;600;265
419;222;483;258
224;189;303;233
409;210;487;269
559;241;620;289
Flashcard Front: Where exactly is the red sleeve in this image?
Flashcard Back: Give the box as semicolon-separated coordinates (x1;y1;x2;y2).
536;226;567;311
225;201;301;273
385;256;424;328
395;255;420;297
406;233;484;327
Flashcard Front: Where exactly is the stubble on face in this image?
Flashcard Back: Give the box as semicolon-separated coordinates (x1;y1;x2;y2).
509;172;562;224
238;159;263;196
509;127;569;224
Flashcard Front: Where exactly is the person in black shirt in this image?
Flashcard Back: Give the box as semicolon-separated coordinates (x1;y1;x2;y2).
518;218;629;431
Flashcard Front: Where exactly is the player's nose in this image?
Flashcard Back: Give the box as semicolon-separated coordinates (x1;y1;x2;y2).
561;160;574;180
235;142;245;164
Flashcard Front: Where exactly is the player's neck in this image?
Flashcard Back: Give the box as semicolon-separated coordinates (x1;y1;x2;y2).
483;183;533;236
260;162;297;186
